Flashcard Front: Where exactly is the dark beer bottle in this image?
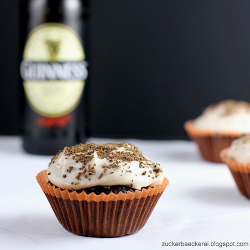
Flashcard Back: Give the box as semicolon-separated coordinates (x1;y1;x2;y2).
20;0;90;155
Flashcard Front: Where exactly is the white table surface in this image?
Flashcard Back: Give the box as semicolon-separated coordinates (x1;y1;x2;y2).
0;136;249;250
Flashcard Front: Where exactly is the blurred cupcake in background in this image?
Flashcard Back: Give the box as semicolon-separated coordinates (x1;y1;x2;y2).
221;135;250;199
184;100;250;163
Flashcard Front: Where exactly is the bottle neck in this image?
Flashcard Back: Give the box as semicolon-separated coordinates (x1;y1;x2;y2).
21;0;90;23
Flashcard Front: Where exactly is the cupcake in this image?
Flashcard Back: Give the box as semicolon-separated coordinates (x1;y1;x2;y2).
220;136;250;199
184;100;250;163
36;142;169;237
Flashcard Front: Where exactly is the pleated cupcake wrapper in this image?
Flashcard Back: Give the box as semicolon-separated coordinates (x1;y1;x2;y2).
220;148;250;199
184;121;242;163
37;170;169;237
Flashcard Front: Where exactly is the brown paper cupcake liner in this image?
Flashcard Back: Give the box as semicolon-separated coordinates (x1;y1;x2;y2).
184;121;242;163
37;170;169;237
220;148;250;199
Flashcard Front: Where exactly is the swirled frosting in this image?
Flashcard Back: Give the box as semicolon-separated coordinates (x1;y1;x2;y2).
227;136;250;163
47;142;164;190
193;100;250;133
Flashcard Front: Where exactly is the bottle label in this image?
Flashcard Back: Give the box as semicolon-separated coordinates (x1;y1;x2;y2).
21;23;87;118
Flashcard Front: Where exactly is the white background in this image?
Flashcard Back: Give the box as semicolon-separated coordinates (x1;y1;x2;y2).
0;137;249;250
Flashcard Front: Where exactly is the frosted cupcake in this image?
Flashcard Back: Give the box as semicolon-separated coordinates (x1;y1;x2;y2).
184;100;250;162
220;136;250;199
36;142;169;237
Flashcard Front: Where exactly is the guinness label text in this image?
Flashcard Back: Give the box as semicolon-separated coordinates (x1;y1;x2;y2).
21;61;88;81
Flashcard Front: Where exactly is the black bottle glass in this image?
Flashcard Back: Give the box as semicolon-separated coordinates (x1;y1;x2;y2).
20;0;90;155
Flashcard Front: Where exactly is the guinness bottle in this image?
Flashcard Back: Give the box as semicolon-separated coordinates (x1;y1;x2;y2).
20;0;90;155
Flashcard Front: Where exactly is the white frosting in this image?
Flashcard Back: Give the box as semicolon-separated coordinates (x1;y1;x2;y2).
227;136;250;163
193;100;250;133
47;143;164;190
